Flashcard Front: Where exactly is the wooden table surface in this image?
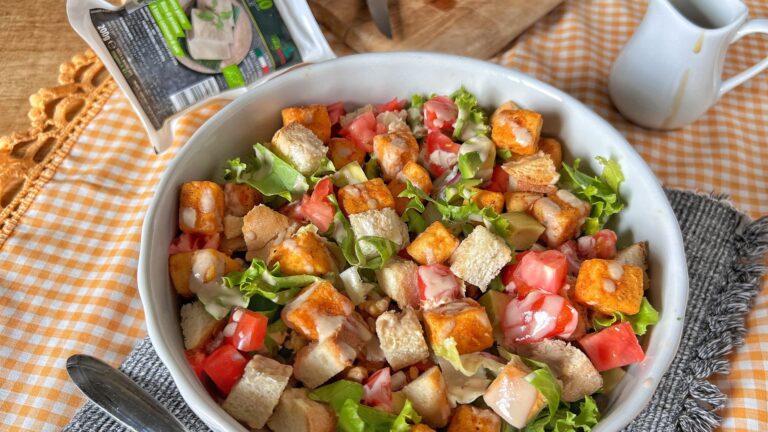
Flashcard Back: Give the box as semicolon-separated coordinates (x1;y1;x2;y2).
0;1;88;137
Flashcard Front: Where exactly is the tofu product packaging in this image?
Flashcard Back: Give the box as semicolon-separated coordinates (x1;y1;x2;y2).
67;0;335;152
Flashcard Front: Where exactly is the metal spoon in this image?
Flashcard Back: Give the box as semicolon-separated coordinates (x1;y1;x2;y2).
67;354;188;432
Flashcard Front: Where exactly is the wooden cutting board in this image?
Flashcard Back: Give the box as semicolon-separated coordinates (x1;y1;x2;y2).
309;0;564;59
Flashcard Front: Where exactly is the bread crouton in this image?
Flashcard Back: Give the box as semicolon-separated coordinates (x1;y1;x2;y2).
180;301;224;350
447;405;502;432
573;259;644;315
293;336;357;389
281;104;332;143
406;221;460;265
616;241;650;291
373;131;420;181
484;356;547;428
268;230;336;276
223;183;261;217
375;256;419;309
349;208;410;258
339;178;396;215
281;280;354;341
220;236;247;256
423;298;494;354
449;226;512;291
267;388;336;432
169;252;194;298
191;248;241;283
389;161;433;215
468;188;505;214
222;355;292;429
516;338;602;402
402;366;452;429
505;191;542;212
376;308;430;370
270;122;328;176
491;109;542;156
538;137;563;169
242;204;298;261
328;137;366;169
501;152;559;194
223;215;244;239
530;190;590;248
179;181;225;235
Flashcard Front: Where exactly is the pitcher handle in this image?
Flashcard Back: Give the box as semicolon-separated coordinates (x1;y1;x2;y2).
719;19;768;97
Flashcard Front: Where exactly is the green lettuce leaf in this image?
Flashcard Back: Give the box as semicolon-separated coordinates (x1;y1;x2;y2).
407;94;428;139
327;195;397;269
224;143;309;201
309;157;336;186
222;259;324;305
497;148;514;161
458;151;483;179
592;297;659;336
524;362;561;425
559;157;625;235
365;157;381;180
309;379;364;411
390;400;422;432
451;87;489;141
522;395;600;432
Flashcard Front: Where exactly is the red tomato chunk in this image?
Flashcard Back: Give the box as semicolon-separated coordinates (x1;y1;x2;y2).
224;307;269;353
578;322;645;371
363;367;393;412
203;344;249;396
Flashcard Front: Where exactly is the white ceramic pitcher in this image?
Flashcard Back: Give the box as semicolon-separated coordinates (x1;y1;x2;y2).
609;0;768;130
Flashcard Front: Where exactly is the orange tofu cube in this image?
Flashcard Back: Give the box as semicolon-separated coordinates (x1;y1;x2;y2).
447;405;502;432
468;189;505;214
505;191;542;213
281;280;355;341
574;259;644;315
406;221;460;265
328;137;366;169
169;252;194;298
538;137;563;169
281;104;332;143
423;298;494;354
530;190;591;247
191;249;241;283
268;231;336;276
223;183;261;217
338;178;395;215
389;161;433;215
372;132;419;181
179;181;225;235
491;109;543;156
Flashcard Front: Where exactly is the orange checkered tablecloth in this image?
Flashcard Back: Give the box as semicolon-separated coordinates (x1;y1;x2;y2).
0;1;766;431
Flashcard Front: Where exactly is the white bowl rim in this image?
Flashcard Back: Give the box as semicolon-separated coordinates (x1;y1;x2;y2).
138;51;689;432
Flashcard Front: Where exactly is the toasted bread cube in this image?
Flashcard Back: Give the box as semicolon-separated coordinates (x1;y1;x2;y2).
293;337;357;389
376;308;430;370
267;388;337;432
169;252;194;298
403;366;452;428
373;131;420;181
491;109;542;155
223;183;261;217
271;123;328;176
281;280;354;341
180;301;224;350
191;248;241;283
242;204;298;261
449;226;512;291
268;231;336;276
179;181;225;234
223;215;244;239
423;298;494;354
220;235;247;256
538;137;563;169
282;104;332;143
328;137;366;169
406;221;460;265
505;191;543;213
389;161;433;215
349;208;410;258
616;241;650;291
375;256;419;309
447;405;502;432
468;189;505;214
338;178;396;215
222;355;292;429
530;190;590;247
484;357;547;428
574;259;644;315
502;152;559;194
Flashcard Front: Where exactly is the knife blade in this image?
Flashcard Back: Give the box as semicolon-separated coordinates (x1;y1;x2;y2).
67;354;188;432
366;0;393;39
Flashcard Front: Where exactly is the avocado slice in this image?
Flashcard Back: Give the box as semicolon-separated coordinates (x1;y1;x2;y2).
332;161;367;187
501;212;546;250
479;290;511;342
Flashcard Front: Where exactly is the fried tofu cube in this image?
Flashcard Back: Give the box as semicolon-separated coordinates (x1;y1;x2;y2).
169;252;194;298
530;190;591;247
268;231;336;276
389;161;433;215
243;204;298;261
468;188;505;214
191;248;241;283
282;104;332;143
375;256;419;309
447;405;502;432
373;131;420;181
505;191;542;213
376;308;430;370
491;109;542;156
328;137;366;169
449;226;512;291
538;137;563;169
406;221;460;265
349;208;410;258
484;357;547;428
423;298;494;354
222;355;292;429
223;183;261;217
574;259;644;315
402;366;452;429
179;181;225;235
502;152;560;194
281;280;354;341
267;388;337;432
271;122;328;176
180;301;224;350
338;178;396;215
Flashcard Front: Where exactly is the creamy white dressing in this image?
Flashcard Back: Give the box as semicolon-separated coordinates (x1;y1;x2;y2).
607;261;625;280
602;279;617;293
200;188;215;213
535;198;562;226
314;313;346;341
429;149;458;168
556;189;586;210
485;372;540;428
191;249;225;282
181;207;197;228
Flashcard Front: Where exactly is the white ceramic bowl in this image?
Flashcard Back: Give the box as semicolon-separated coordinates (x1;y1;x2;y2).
138;52;689;432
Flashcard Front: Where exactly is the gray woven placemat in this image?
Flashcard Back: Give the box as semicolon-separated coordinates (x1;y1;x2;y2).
63;189;768;432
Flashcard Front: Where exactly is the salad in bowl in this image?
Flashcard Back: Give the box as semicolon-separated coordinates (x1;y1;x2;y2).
167;87;659;432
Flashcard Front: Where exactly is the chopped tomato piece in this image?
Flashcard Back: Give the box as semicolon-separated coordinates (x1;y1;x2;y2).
186;350;207;383
376;98;406;113
340;111;378;152
486;165;509;193
511;250;568;294
169;233;220;255
281;198;307;223
423;96;457;134
417;264;463;307
301;178;335;232
558;240;582;275
425;131;460;177
502;290;579;344
577;229;618;259
327;101;345;126
224;307;269;352
578;322;645;371
203;344;249;396
363;367;393;412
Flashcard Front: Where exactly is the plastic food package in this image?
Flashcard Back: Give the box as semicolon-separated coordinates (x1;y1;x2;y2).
67;0;335;152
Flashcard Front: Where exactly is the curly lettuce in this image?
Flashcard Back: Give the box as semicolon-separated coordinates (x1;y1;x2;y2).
451;87;489;141
559;157;625;235
592;296;659;336
326;195;397;270
224;143;309;201
222;259;324;305
407;94;428;139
